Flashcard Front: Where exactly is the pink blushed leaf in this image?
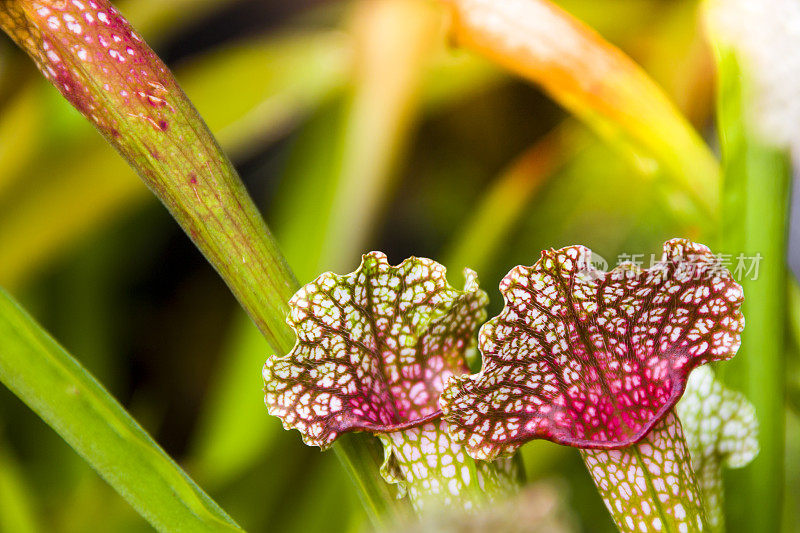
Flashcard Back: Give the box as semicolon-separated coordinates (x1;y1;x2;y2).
263;252;519;509
263;252;488;448
440;239;744;460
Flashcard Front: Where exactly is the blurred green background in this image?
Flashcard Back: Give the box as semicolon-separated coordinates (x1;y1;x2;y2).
0;0;797;531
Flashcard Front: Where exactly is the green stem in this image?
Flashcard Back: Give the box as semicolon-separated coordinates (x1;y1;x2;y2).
334;434;411;530
0;1;397;525
582;411;710;533
715;46;789;533
0;288;242;533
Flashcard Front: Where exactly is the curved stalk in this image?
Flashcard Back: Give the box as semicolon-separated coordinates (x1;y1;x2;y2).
0;0;400;526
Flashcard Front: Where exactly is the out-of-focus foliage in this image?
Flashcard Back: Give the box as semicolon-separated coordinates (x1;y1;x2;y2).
0;0;796;532
0;29;349;288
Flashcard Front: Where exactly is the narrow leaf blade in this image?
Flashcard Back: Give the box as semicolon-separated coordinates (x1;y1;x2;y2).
0;288;241;533
443;0;720;217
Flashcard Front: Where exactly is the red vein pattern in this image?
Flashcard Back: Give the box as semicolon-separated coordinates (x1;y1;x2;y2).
440;239;744;460
263;252;488;448
263;253;519;509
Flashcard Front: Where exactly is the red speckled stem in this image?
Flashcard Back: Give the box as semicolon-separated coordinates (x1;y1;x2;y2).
0;0;298;353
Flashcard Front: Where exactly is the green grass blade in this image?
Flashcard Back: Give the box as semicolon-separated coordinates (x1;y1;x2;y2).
0;288;242;533
274;0;440;278
315;0;441;272
714;45;790;533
